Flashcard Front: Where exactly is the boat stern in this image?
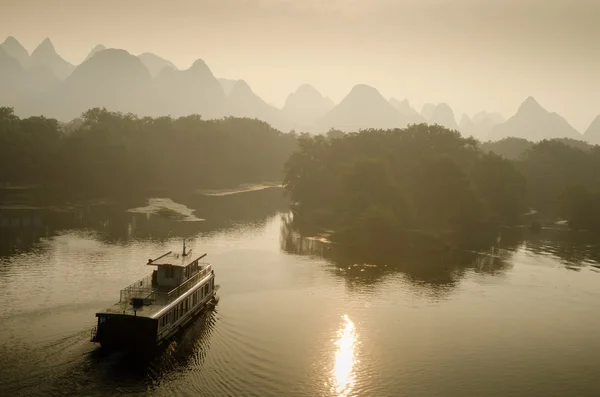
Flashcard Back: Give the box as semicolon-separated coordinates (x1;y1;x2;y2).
92;313;159;350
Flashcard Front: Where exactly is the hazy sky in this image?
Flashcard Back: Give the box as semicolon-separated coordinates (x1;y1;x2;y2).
1;0;599;131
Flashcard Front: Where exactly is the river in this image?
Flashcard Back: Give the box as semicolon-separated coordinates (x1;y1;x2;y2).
1;188;600;396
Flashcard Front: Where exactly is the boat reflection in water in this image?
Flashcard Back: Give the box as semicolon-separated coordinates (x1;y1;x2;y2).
331;314;358;397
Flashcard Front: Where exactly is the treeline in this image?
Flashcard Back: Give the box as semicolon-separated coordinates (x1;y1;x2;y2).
0;107;297;195
284;125;600;248
482;136;600;228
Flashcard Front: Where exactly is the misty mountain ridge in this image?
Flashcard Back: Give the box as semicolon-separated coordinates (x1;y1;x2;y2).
389;98;424;125
147;58;226;118
283;84;334;128
22;48;152;120
0;45;61;107
429;103;459;131
0;35;596;141
84;44;107;62
1;36;30;68
138;52;178;78
316;84;406;132
460;111;505;140
227;79;288;130
30;38;75;80
489;96;581;142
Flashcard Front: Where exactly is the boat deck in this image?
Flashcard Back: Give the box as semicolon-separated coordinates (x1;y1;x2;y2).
99;264;213;319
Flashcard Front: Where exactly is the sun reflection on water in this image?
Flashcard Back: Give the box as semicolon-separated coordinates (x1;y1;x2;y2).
331;314;358;396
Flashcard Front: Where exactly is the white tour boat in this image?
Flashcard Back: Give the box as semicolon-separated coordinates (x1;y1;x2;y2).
91;241;217;350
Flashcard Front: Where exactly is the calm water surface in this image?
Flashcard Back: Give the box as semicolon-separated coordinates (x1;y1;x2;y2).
1;192;600;397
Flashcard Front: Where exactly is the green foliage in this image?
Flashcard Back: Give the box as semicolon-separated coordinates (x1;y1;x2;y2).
285;124;600;245
0;107;297;195
518;140;594;217
284;124;528;247
471;153;526;225
559;185;600;231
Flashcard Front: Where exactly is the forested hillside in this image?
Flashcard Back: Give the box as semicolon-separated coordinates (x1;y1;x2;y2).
0;107;297;195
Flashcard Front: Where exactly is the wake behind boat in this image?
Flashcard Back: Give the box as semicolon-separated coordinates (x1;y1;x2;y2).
91;241;217;350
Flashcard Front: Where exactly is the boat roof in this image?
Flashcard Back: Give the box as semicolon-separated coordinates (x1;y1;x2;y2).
147;250;205;267
98;265;214;319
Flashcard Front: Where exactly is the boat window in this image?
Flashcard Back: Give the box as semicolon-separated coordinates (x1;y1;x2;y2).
165;266;174;278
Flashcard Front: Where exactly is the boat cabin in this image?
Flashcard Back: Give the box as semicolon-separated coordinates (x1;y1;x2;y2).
148;246;203;289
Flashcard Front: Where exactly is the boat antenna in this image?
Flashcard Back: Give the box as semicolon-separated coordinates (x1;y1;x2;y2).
182;239;187;256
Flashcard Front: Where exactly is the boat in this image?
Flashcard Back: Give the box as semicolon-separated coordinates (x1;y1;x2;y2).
90;240;218;350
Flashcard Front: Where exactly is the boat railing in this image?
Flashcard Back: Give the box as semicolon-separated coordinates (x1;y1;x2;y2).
167;264;212;301
120;273;155;303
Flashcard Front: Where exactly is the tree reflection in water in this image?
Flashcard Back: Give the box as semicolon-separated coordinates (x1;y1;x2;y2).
280;213;529;296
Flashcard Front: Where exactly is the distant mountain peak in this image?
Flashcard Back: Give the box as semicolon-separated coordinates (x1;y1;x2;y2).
294;83;321;96
231;79;253;94
517;96;544;114
190;59;209;71
287;84;325;101
94;48;131;58
138;52;177;78
1;36;30;67
490;96;580;141
3;36;23;47
348;84;381;96
235;79;252;91
32;37;56;56
187;59;216;79
317;83;403;132
85;44;107;61
430;103;458;130
435;102;453;111
29;37;74;80
283;84;332;126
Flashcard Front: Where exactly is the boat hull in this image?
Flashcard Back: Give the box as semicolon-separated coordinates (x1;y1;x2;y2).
92;292;217;351
93;314;158;351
